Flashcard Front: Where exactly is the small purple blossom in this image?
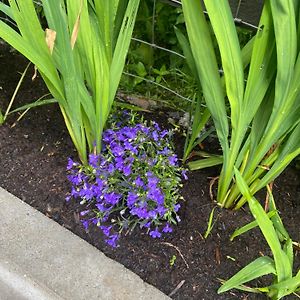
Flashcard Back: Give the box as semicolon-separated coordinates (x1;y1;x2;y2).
123;165;131;176
162;223;173;233
104;192;121;205
158;147;170;156
173;203;181;212
100;225;112;237
67;173;83;186
168;154;178;166
88;154;99;167
66;158;76;170
156;206;167;217
134;176;144;187
80;210;90;216
147;175;159;187
147;188;164;205
182;169;188;180
96;203;109;212
130;207;149;219
160;130;169;138
105;234;119;248
110;142;124;156
79;184;94;200
82;220;90;230
149;228;161;238
152;130;159;141
107;163;115;173
127;192;139;207
115;156;124;171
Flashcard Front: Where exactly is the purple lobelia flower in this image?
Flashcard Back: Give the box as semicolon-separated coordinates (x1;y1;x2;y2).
105;234;119;248
158;147;170;156
134;176;144;187
182;169;188;180
162;223;173;233
110;142;124;157
88;154;99;168
168;154;178;166
104;192;121;205
173;203;181;212
100;225;112;237
66;158;76;170
127;192;139;207
149;228;161;238
123;165;131;176
66;109;185;248
147;175;159;187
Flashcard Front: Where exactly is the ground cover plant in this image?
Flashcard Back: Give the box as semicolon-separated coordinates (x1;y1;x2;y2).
0;0;140;163
181;0;300;209
67;109;186;247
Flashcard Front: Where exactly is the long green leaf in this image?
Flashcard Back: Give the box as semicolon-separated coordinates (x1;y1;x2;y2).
188;156;223;170
230;210;277;241
9;99;57;114
268;271;300;299
218;256;276;294
203;0;244;129
234;168;292;282
255;122;300;191
181;0;229;154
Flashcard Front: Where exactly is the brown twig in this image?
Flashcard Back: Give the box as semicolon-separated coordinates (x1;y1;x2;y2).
168;280;185;297
264;181;274;211
160;242;189;269
209;176;219;202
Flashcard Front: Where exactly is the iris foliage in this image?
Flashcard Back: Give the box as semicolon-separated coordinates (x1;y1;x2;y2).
0;0;140;163
181;0;300;208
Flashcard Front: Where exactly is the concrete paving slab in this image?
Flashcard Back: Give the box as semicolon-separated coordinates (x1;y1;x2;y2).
0;187;170;300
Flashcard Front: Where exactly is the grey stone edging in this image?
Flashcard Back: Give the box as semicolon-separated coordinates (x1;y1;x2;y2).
0;187;170;300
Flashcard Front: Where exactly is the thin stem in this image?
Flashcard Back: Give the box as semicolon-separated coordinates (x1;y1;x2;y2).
131;37;185;58
151;0;156;44
4;62;31;122
122;71;196;103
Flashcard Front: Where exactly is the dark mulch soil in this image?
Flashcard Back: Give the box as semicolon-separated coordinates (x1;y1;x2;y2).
1;43;300;300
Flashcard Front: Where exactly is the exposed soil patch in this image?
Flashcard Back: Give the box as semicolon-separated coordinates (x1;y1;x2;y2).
1;43;300;299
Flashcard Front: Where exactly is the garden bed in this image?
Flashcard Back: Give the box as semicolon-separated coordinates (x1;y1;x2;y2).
1;43;300;299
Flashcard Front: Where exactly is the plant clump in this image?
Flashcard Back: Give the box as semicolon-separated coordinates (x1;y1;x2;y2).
67;111;186;247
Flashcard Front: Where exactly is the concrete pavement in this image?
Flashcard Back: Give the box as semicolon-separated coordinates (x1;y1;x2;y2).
0;187;170;300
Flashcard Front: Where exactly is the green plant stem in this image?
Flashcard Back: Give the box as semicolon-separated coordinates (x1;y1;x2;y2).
218;122;248;207
0;62;30;125
229;147;280;209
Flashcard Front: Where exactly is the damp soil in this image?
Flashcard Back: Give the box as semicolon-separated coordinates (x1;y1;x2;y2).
1;43;300;300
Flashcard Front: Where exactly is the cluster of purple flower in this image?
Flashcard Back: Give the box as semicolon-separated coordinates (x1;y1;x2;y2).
66;113;186;248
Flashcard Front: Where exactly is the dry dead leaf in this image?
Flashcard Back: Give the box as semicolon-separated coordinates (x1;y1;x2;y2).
45;28;57;54
71;0;83;49
32;65;38;81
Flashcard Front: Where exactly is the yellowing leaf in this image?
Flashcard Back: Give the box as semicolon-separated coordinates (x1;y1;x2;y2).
45;28;56;54
70;0;83;49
